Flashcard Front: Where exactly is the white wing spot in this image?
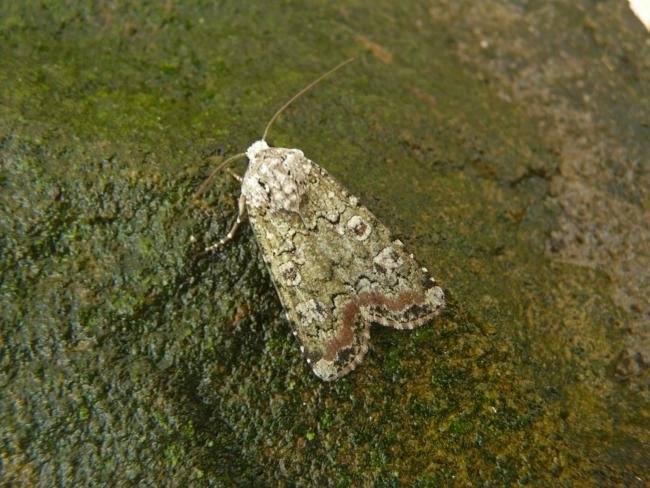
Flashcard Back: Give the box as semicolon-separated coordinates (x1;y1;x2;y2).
296;300;328;325
347;215;372;241
373;246;404;275
425;286;445;308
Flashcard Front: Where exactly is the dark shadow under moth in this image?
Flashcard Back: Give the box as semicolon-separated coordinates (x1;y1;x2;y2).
205;60;445;381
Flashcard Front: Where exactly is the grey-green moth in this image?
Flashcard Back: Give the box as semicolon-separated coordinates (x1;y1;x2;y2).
203;59;445;381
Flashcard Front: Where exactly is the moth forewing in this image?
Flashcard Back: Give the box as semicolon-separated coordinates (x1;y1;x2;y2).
241;143;445;381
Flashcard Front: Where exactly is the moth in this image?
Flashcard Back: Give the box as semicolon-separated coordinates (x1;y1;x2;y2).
200;58;445;381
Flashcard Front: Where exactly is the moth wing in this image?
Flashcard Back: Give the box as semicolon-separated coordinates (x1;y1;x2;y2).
247;151;444;381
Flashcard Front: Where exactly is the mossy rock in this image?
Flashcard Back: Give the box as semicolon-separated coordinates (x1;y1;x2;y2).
1;1;647;486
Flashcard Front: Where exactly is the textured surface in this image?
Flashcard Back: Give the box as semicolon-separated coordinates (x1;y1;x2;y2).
242;143;444;380
0;0;648;486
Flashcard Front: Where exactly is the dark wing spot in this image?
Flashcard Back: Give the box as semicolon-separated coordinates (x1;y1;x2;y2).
354;221;368;236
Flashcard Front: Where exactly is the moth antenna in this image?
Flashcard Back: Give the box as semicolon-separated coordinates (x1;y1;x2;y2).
193;152;246;200
262;57;355;141
193;58;353;202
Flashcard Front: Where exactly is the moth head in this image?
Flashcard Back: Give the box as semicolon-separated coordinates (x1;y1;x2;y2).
246;139;270;161
241;145;310;213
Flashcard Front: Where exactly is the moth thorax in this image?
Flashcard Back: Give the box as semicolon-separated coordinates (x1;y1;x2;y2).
242;144;311;213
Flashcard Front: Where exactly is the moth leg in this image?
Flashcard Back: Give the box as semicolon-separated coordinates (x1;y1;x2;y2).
205;194;247;251
227;169;243;183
